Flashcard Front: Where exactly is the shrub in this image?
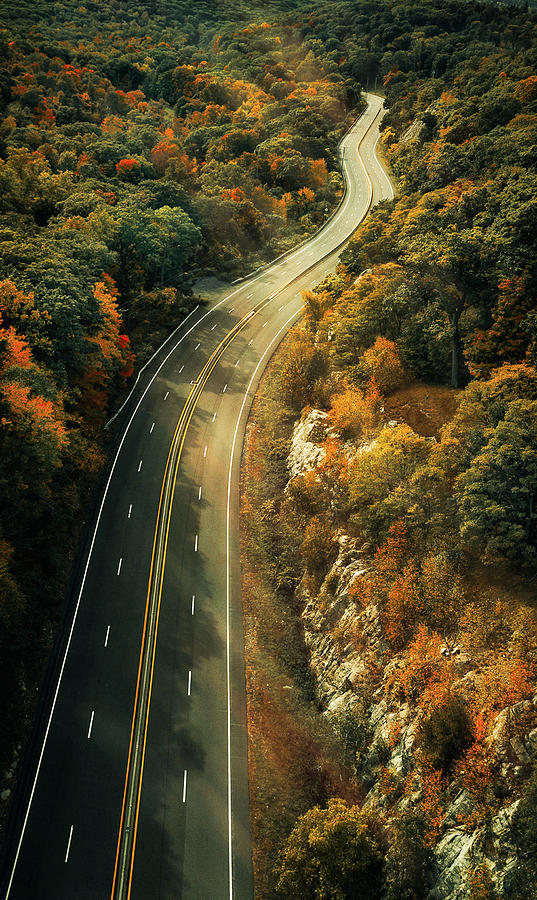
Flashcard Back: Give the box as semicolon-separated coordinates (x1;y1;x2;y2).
300;516;338;588
416;694;472;774
510;765;537;899
384;811;432;900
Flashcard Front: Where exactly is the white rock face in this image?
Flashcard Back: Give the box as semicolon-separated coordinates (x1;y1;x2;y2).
287;409;334;479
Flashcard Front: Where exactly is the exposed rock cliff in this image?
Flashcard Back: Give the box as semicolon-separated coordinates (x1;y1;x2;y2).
286;408;537;900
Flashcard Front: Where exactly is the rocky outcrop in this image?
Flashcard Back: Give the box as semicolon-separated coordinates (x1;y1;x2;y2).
285;408;535;900
287;409;333;479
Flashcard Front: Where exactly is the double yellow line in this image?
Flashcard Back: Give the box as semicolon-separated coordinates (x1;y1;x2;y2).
110;299;269;899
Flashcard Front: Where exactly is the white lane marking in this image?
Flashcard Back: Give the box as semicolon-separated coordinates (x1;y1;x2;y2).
262;321;268;328
179;365;184;374
128;504;132;519
87;710;95;740
247;294;252;299
229;307;235;313
203;446;208;458
150;422;155;434
278;305;284;311
223;384;228;393
164;391;169;400
117;558;122;576
195;343;200;350
194;535;198;552
212;412;217;422
182;770;187;803
138;460;143;472
198;486;202;500
225;307;303;899
187;671;192;696
211;323;217;331
6;98;385;899
191;595;195;615
64;826;74;863
104;626;110;648
234;359;240;367
248;339;253;347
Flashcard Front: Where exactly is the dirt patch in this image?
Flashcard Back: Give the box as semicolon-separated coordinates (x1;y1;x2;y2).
383;382;459;437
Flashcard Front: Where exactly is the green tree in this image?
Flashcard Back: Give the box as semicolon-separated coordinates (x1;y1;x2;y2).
276;799;384;900
455;399;537;565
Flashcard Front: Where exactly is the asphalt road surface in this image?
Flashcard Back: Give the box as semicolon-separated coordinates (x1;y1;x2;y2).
2;92;393;900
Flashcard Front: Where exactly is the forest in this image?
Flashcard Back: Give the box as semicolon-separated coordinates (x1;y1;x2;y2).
1;0;537;897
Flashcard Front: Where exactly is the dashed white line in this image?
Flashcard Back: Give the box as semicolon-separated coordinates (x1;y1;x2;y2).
164;391;169;400
234;359;240;367
104;625;110;648
128;504;132;519
211;323;217;331
247;294;252;299
248;339;253;346
179;365;184;374
87;710;95;740
117;558;122;576
223;384;228;393
64;826;73;863
194;535;198;552
212;412;217;422
182;770;187;803
198;486;202;500
203;446;208;458
262;321;268;328
138;460;143;472
150;422;155;434
195;343;200;350
229;307;235;313
191;595;195;615
187;670;192;696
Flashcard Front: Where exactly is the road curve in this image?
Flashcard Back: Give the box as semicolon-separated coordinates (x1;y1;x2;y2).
2;93;393;900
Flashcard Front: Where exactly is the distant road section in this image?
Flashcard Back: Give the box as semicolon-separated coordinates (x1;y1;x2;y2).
2;93;393;900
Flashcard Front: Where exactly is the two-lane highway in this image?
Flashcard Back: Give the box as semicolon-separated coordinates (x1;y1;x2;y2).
2;93;393;899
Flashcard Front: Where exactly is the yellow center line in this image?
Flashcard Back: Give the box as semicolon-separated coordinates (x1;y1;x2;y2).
110;299;271;900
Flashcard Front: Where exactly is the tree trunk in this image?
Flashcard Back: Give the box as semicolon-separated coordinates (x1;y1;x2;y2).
527;491;534;543
450;309;462;388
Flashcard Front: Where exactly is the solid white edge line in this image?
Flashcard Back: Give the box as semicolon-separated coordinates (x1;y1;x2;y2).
225;306;303;900
5;95;390;898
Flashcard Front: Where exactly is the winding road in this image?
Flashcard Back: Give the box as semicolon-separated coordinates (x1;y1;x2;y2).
2;92;393;900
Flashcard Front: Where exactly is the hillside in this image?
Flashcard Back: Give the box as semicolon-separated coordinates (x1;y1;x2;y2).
239;1;537;898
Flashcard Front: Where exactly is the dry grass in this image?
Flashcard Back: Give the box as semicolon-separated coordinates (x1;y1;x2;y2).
240;351;360;898
383;382;459;438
